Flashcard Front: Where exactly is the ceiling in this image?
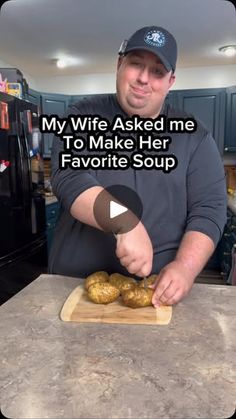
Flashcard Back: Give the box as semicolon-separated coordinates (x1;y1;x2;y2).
0;0;235;78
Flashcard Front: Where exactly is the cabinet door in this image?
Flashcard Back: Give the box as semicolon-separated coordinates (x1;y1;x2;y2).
27;88;41;110
177;88;225;154
41;94;70;157
225;86;236;153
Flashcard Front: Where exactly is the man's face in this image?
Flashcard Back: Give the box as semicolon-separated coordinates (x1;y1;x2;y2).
116;50;175;118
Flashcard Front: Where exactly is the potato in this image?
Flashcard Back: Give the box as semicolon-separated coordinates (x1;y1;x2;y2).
139;274;158;288
109;273;137;293
122;286;154;308
84;271;109;291
87;282;120;304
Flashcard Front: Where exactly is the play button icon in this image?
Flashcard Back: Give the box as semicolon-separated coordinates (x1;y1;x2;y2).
110;201;128;219
93;185;143;234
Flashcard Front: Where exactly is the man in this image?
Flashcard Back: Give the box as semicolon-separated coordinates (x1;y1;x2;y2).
49;26;227;307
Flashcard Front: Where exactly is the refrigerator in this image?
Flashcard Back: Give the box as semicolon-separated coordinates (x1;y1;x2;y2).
0;92;48;304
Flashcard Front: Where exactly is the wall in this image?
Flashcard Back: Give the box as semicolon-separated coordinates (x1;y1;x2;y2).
33;64;236;95
173;65;236;90
1;57;235;95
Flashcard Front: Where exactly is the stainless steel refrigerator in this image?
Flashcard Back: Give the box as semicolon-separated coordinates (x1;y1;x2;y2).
0;92;47;304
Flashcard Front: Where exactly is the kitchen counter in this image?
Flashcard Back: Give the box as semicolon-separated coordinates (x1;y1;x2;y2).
0;275;235;419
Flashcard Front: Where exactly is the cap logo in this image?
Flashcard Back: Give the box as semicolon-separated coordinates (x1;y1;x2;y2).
144;30;166;48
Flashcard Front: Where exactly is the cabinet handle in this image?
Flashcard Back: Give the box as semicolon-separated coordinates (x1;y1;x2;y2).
224;147;228;151
223;252;231;256
224;233;230;237
230;225;236;230
51;210;56;215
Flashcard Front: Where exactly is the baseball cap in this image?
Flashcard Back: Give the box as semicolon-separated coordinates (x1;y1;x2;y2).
118;26;177;72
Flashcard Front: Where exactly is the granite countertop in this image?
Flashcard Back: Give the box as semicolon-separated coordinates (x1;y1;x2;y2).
0;275;235;419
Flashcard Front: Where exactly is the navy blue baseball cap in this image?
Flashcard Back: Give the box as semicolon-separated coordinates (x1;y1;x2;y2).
118;26;177;72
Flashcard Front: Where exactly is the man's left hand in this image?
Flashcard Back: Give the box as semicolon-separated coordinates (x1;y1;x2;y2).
151;260;195;307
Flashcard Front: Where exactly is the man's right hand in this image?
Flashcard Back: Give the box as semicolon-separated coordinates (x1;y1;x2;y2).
70;186;153;277
115;222;153;278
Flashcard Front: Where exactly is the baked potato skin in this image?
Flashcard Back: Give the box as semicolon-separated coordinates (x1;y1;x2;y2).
87;282;120;304
109;273;137;293
85;271;156;307
139;274;158;288
122;287;154;308
84;271;109;291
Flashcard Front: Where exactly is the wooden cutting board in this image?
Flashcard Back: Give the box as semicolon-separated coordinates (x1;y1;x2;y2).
60;285;172;325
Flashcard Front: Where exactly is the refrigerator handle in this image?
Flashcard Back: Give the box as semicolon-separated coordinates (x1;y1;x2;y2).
20;116;37;234
31;197;37;234
16;133;26;207
21;118;32;194
21;124;37;234
23;126;40;234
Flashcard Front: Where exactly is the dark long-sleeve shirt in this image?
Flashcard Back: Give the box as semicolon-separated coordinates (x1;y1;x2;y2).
49;94;227;277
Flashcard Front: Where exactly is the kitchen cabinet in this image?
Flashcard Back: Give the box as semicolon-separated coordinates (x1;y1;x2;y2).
27;88;41;110
224;85;236;153
69;89;226;154
26;87;232;157
176;88;226;154
41;93;70;157
46;201;59;254
218;207;236;283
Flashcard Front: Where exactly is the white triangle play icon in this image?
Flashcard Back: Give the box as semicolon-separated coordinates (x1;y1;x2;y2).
110;201;128;219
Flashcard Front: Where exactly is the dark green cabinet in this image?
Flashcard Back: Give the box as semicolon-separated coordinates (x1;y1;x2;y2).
41;93;70;157
224;86;236;153
176;88;226;154
46;202;59;254
25;86;235;157
27;88;41;109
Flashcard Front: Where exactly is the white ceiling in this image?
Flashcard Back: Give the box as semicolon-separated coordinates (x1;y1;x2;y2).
0;0;235;78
